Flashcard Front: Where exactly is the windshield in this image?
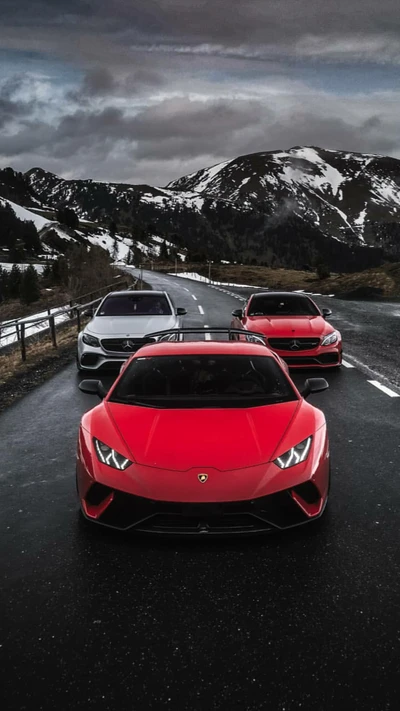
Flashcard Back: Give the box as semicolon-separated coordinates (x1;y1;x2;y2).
97;294;172;317
247;294;319;317
110;354;297;409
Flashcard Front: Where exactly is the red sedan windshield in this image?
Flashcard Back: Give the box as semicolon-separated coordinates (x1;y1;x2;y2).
248;295;319;316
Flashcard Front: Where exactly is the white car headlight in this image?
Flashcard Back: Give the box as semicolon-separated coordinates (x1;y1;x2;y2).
94;438;132;471
321;331;339;346
274;436;312;469
82;333;100;347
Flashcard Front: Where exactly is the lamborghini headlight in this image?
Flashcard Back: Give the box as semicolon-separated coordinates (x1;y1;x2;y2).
274;436;312;469
321;331;338;346
82;333;100;347
94;438;132;470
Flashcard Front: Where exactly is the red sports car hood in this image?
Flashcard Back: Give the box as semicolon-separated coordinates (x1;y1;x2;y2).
107;401;300;471
245;315;329;337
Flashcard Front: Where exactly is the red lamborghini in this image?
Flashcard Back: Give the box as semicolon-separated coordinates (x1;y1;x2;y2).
231;292;342;368
76;328;330;535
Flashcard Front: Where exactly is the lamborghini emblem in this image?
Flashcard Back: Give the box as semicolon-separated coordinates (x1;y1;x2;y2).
198;473;208;483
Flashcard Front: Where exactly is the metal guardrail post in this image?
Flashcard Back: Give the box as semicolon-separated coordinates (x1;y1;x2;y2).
0;276;135;353
49;316;57;348
20;323;26;361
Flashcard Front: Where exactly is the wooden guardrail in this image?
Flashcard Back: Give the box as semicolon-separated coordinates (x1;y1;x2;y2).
0;277;138;362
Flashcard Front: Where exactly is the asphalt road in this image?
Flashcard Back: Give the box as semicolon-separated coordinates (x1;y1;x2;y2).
1;269;400;711
205;277;400;392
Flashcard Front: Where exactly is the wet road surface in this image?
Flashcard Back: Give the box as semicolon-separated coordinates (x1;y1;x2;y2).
1;270;400;710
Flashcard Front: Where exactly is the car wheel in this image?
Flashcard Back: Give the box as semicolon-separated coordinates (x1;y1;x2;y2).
76;354;84;372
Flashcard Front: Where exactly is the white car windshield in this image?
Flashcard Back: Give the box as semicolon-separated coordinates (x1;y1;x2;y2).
98;294;172;316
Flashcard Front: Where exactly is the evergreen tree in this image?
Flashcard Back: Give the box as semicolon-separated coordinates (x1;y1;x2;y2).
22;222;42;253
42;263;53;284
51;255;69;286
316;260;331;280
55;207;79;229
8;264;22;298
20;265;41;304
160;239;169;260
112;237;119;260
0;266;9;302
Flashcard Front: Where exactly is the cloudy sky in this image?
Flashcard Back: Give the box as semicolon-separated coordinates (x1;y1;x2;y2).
1;0;400;185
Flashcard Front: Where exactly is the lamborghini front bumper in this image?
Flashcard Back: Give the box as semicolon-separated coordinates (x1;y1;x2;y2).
79;480;328;535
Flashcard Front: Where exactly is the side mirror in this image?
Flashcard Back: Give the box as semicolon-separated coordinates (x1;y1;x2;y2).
232;309;243;319
301;378;329;399
322;308;332;318
176;307;187;316
83;306;94;317
79;380;108;399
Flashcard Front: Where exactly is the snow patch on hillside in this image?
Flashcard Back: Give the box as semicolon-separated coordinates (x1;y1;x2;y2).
169;271;263;288
189;160;231;193
371;178;400;207
355;204;368;229
1;198;53;230
279;149;345;197
0;262;45;274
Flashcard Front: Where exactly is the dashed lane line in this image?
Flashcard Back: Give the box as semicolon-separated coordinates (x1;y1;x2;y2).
203;324;211;340
342;360;355;369
368;381;400;398
191;294;198;300
149;272;400;399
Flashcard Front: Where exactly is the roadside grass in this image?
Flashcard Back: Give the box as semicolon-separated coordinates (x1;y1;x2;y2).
0;275;153;411
0;321;81;387
157;262;400;298
0;286;72;322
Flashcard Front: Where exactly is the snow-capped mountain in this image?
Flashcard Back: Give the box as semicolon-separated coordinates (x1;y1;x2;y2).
167;146;400;246
4;146;400;270
0;170;185;264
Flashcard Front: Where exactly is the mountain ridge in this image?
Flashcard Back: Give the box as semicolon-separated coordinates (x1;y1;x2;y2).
2;145;400;270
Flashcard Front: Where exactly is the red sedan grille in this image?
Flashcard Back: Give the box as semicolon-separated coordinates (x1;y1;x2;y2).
268;338;320;351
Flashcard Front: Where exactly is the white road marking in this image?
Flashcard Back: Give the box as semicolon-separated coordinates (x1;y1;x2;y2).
339;352;400;395
198;305;204;314
191;294;198;300
342;360;355;369
368;381;400;398
203;324;211;340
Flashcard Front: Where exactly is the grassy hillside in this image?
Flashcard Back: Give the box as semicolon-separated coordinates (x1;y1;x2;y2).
163;262;400;298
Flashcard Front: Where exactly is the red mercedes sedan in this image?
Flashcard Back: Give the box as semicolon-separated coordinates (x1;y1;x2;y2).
76;328;330;535
231;292;342;368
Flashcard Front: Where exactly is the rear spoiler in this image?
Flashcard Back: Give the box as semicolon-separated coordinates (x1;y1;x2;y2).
141;327;267;346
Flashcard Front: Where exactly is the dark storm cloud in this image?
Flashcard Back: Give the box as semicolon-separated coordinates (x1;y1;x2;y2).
68;66;165;102
77;67;117;97
0;76;38;129
1;0;400;184
2;0;400;60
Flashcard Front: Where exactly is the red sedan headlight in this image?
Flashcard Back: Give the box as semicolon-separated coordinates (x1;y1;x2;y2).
321;331;339;346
